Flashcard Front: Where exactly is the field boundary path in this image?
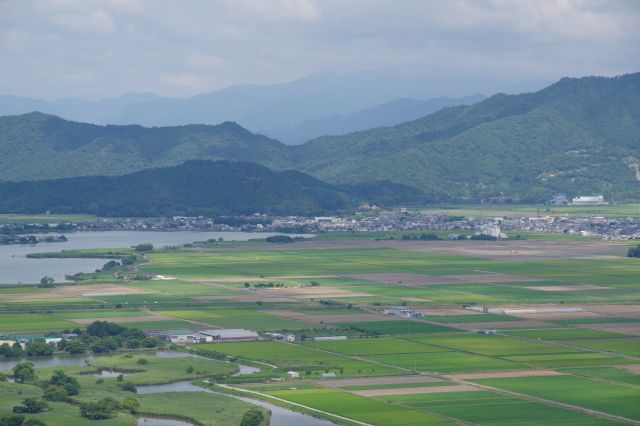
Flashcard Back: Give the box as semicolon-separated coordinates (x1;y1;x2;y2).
292;341;640;425
216;383;373;426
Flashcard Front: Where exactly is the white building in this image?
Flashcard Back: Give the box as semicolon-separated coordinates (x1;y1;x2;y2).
571;195;607;206
199;329;259;342
313;336;347;341
320;372;336;379
287;371;300;378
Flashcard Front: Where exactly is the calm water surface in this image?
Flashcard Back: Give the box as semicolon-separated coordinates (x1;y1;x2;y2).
1;350;334;426
0;230;311;284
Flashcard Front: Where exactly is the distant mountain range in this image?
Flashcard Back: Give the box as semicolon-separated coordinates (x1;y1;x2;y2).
0;72;485;144
1;73;638;205
0;160;427;216
269;95;485;144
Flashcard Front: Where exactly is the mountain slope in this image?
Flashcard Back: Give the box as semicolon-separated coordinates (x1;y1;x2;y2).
0;112;291;181
0;160;427;216
294;73;640;202
269;94;486;144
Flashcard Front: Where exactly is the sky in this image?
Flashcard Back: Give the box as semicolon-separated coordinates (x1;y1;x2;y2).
0;0;639;100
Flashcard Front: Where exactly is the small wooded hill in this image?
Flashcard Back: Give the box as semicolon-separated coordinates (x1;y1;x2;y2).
0;160;427;216
293;72;640;202
0;112;291;182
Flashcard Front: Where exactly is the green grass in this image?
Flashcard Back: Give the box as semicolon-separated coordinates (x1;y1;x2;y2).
156;308;314;330
137;391;269;426
474;375;640;420
88;353;236;384
339;381;451;390
381;390;622;425
264;387;451;425
401;333;578;357
503;328;629;340
567;338;640;357
551;317;640;325
338;320;458;335
503;352;630;368
0;213;98;224
303;337;444;355
197;341;404;376
563;366;640;386
422;314;520;323
0;313;77;334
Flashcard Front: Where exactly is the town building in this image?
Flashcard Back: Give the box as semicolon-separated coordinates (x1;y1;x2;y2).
571;195;607;206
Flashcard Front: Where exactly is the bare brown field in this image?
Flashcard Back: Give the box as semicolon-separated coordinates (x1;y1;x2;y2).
193;295;297;302
512;311;605;320
576;323;640;337
585;304;640;316
412;307;482;316
617;364;640;374
0;293;83;302
445;370;564;380
54;284;150;297
261;287;372;298
525;284;610;292
446;273;540;283
345;272;539;286
320;375;443;388
352;384;479;396
190;275;338;283
70;315;171;325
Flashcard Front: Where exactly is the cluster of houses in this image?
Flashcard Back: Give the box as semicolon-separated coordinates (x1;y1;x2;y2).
384;307;424;318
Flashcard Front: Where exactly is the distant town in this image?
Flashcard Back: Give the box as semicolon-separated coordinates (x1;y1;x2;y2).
2;195;640;243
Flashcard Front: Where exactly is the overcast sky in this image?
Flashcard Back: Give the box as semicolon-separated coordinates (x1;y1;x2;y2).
1;0;638;100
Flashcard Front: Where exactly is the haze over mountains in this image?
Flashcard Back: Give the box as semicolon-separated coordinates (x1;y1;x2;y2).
0;73;638;211
0;72;490;144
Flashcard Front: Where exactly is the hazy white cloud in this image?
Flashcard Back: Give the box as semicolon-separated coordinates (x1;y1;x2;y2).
0;0;637;99
50;9;116;34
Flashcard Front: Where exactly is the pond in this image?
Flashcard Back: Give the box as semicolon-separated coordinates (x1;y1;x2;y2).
0;230;312;284
137;381;337;426
1;350;335;426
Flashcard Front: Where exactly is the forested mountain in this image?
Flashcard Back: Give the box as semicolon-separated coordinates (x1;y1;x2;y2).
1;73;639;203
0;112;290;182
293;73;640;202
0;160;427;217
270;94;485;144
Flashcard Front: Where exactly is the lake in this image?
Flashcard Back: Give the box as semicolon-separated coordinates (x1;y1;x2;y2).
0;230;311;284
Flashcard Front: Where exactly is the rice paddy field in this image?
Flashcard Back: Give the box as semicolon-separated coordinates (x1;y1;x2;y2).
2;232;640;425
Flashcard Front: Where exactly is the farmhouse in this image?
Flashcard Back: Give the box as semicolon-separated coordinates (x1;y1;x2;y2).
287;371;300;378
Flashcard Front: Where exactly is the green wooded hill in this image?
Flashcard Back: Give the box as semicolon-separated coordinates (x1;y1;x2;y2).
293;73;640;202
1;73;639;202
0;112;291;182
0;160;427;216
